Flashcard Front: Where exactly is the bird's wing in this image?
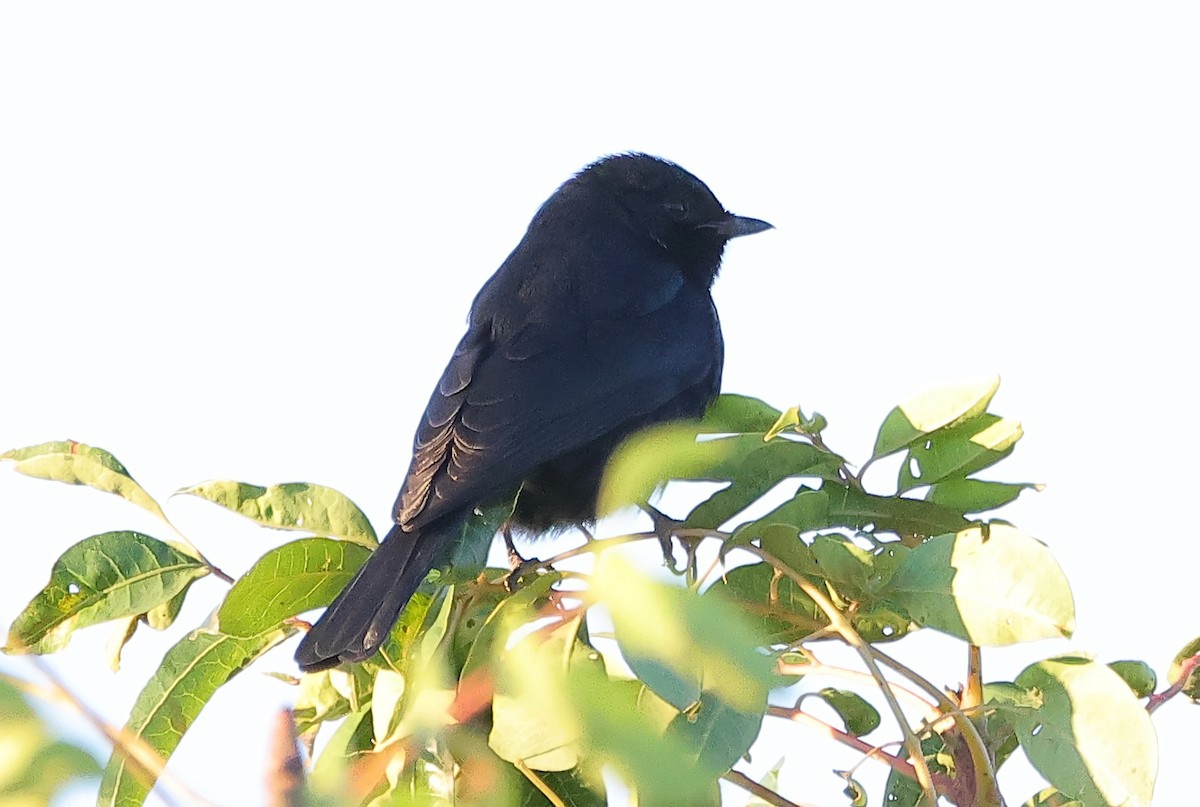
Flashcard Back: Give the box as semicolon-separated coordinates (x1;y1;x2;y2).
394;283;720;530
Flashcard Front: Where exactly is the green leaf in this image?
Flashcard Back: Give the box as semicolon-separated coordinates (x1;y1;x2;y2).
926;478;1041;513
489;616;602;771
1013;656;1157;807
459;573;564;683
734;485;967;543
178;480;377;547
98;624;292;807
600;424;843;518
375;589;442;674
308;708;374;796
594;554;774;713
106;580;199;672
0;740;100;804
1;440;168;522
5;531;209;654
664;690;765;777
883;525;1075;646
566;667;718;806
217;537;371;637
825;485;968;539
714;561;911;645
842;773;868;807
684;441;843;529
810;534;874;593
0;678;100;800
1022;787;1084;807
733;489;832;540
713;563;825;644
443;500;514;576
899;414;1023;492
293;670;354;736
1108;660;1157;699
810;688;881;736
700;394;782;433
871;376;1000;460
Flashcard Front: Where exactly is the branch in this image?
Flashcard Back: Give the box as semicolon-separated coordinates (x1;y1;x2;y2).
518;530;663;574
749;545;940;805
869;647;1002;806
766;706;954;793
963;644;983;710
24;658;217;807
1148;653;1200;714
777;658;937;718
515;760;568;807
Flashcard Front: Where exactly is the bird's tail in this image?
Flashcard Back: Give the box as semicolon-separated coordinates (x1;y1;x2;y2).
294;522;455;672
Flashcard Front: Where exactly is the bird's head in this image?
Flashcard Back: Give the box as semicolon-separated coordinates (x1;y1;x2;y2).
577;153;772;286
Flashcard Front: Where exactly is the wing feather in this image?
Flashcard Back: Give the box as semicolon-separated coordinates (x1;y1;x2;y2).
394;278;720;531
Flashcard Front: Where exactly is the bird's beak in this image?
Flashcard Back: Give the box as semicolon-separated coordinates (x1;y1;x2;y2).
700;214;774;239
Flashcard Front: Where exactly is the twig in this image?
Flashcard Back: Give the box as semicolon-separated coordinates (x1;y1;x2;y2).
522;531;662;573
515;759;567;807
722;769;813;807
164;521;234;584
777;659;937;718
266;709;304;807
964;644;983;710
750;546;940;805
869;646;1002;806
26;658;217;807
766;706;954;793
1148;653;1200;714
690;550;725;591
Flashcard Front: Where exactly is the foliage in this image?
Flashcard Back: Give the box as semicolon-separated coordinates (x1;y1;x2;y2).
0;674;100;805
3;380;1197;806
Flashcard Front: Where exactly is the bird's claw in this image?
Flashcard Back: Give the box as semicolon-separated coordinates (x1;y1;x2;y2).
645;505;686;574
502;525;541;592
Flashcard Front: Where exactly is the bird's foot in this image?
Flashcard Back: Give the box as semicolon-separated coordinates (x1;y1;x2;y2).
502;526;540;593
645;505;686;574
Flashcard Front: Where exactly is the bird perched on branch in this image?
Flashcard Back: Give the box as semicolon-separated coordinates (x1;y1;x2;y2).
295;153;771;672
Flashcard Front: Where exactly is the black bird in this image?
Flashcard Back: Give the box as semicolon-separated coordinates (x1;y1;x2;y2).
295;154;771;672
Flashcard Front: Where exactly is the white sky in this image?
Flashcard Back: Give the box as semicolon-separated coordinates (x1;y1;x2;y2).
1;3;1197;806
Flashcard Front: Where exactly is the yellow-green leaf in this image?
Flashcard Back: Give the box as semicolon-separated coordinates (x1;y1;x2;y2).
872;377;1001;460
2;441;167;522
883;524;1075;646
178;480;377;547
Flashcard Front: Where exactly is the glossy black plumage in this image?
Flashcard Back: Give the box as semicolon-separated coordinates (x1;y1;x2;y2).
295;154;770;671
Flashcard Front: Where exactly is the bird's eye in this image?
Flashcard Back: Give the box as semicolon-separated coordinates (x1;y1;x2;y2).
663;200;689;220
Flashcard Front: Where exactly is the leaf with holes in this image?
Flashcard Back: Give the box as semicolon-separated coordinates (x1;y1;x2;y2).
1013;656;1156;807
871;377;1001;460
899;414;1023;493
5;531;209;654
